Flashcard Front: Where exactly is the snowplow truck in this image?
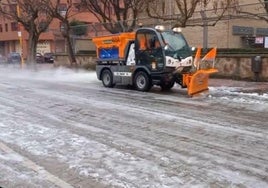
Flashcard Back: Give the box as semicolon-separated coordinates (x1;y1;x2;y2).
92;26;218;96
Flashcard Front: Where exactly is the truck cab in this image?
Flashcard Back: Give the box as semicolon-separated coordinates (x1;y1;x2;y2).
135;27;192;71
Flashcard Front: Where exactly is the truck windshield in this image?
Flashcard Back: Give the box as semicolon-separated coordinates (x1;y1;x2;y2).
161;31;191;59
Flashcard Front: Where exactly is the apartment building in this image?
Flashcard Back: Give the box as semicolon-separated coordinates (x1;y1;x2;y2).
0;0;98;59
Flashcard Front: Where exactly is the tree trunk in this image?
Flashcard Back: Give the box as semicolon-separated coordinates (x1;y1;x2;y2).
64;23;77;68
66;34;77;67
27;31;39;69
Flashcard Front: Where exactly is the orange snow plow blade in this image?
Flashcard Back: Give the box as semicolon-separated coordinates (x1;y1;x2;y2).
182;47;218;96
183;68;218;96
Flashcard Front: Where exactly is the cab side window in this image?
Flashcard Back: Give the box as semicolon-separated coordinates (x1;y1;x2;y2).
135;30;163;68
137;32;159;50
137;34;148;50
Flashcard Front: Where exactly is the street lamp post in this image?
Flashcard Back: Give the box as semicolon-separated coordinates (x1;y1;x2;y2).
16;3;24;66
200;10;208;51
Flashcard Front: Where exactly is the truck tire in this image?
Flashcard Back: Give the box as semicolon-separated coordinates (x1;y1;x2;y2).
101;69;114;88
175;74;186;88
160;80;175;91
134;71;152;91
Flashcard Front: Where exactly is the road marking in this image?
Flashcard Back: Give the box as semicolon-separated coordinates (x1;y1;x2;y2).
0;141;74;188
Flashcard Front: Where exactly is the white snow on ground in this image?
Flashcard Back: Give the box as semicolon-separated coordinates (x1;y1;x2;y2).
208;86;268;112
1;64;267;104
0;122;171;187
209;86;268;102
1;65;268;187
0;110;199;188
1;99;267;187
0;142;70;188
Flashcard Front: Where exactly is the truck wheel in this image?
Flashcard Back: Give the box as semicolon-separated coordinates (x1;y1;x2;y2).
160;81;175;91
134;71;151;91
175;74;186;88
101;69;114;88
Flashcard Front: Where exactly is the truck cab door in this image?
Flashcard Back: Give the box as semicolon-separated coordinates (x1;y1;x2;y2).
135;29;164;71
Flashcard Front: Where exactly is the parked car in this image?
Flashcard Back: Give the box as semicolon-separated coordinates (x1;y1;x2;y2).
43;52;54;63
0;55;7;64
36;53;44;63
7;52;21;64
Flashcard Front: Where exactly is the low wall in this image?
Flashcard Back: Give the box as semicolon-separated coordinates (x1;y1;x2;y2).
54;54;97;70
54;54;268;81
214;55;268;81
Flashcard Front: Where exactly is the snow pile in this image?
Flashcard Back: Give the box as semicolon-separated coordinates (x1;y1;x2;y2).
0;65;98;83
208;86;268;111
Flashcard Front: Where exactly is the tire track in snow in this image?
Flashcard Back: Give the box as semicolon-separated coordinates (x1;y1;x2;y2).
0;141;73;188
0;75;268;187
0;87;268;187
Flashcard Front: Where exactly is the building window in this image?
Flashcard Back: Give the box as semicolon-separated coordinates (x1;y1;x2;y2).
58;3;67;11
0;24;2;32
60;22;66;33
11;22;18;31
9;4;17;13
73;3;79;12
73;3;86;12
5;23;8;32
38;21;48;32
105;5;114;15
60;22;63;32
58;3;67;16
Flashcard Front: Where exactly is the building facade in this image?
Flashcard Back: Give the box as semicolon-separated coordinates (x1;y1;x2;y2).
0;0;98;59
183;0;267;49
136;0;268;49
182;0;268;49
0;0;267;60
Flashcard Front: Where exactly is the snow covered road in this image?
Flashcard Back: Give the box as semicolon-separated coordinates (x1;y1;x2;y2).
0;65;268;188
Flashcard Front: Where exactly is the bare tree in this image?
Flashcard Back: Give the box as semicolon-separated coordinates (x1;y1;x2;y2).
47;0;80;67
235;0;268;22
81;0;145;33
0;0;54;64
265;0;268;12
145;0;238;27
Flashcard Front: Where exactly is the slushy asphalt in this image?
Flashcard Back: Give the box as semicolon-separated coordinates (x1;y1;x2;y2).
209;78;268;94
